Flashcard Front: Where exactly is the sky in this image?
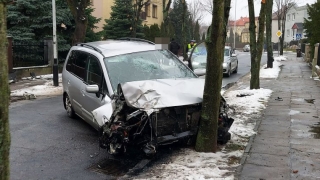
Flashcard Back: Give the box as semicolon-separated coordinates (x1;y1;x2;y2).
185;0;317;25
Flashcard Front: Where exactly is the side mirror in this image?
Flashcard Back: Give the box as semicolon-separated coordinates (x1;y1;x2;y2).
231;53;237;57
194;68;206;76
86;84;99;93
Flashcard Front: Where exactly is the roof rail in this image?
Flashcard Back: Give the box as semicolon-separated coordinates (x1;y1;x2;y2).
117;37;155;45
76;43;104;56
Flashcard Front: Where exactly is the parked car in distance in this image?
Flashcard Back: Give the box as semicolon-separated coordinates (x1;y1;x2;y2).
62;38;233;156
243;44;250;52
189;42;238;77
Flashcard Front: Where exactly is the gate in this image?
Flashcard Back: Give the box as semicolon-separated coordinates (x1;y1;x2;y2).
12;41;48;68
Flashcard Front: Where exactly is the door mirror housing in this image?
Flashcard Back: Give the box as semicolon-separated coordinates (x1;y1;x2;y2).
86;84;99;93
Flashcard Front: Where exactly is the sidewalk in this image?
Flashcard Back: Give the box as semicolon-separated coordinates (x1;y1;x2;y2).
237;54;320;179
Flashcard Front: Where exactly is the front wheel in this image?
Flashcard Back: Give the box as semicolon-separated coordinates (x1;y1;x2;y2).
65;94;76;118
226;66;231;77
233;63;238;73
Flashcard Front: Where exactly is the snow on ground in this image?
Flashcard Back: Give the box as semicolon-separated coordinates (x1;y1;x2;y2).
135;55;283;179
259;56;286;78
10;81;62;96
11;74;63;97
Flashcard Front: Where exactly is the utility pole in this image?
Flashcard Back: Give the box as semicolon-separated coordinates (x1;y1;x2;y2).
233;0;236;50
52;0;58;86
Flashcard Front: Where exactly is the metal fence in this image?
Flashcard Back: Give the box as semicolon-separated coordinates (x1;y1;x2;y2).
12;41;48;68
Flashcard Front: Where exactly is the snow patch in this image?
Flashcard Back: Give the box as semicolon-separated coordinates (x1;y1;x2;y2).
260;60;282;78
11;80;62;96
274;56;287;61
289;110;300;115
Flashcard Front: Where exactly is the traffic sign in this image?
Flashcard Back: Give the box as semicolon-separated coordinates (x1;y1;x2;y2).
276;30;282;37
296;34;302;40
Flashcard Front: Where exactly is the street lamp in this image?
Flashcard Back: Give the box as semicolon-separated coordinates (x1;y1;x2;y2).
52;0;58;86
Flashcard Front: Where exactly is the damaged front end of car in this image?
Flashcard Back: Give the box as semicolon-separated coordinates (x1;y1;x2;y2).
94;79;234;156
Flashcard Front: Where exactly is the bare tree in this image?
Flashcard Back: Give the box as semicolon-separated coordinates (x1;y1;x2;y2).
199;0;213;15
162;0;172;22
66;0;90;45
188;0;204;24
274;0;296;55
195;0;231;153
0;1;11;179
248;0;266;89
266;0;274;68
132;0;153;38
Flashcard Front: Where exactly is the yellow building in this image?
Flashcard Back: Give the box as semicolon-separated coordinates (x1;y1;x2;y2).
91;0;166;32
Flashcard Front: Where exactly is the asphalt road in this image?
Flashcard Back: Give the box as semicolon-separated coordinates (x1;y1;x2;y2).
9;97;111;180
222;51;268;87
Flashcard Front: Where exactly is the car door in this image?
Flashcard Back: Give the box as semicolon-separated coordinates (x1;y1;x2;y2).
80;54;109;129
65;50;88;117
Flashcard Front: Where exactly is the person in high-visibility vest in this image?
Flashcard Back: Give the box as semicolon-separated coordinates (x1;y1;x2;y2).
186;40;197;53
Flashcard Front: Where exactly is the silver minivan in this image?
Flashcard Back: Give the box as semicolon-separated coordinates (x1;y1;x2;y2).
62;39;233;155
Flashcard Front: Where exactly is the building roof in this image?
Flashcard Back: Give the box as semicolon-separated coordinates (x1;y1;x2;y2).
229;17;249;26
292;23;304;29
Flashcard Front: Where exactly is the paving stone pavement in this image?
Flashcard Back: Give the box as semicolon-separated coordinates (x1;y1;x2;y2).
238;54;320;180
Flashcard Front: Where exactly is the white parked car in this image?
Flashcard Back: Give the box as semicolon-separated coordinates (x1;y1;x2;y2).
189;43;238;77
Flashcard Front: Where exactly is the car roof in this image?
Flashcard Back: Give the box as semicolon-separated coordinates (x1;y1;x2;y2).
75;40;156;58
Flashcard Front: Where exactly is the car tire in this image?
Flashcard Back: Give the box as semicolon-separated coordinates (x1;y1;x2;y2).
226;66;231;77
233;63;238;73
65;94;76;118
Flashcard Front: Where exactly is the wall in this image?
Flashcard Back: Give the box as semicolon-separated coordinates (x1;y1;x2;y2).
284;5;308;43
91;0;165;32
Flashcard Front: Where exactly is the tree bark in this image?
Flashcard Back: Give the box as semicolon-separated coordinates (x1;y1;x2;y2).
0;1;11;179
280;19;285;55
66;0;90;45
248;0;266;89
195;0;230;152
266;0;273;68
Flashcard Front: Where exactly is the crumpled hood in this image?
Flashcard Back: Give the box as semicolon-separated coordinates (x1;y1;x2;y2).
121;78;205;109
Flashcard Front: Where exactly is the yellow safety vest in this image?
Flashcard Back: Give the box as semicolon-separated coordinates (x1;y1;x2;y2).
188;43;197;52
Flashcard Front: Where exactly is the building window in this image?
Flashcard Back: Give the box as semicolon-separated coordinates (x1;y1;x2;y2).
145;4;150;17
287;29;290;37
287;14;290;21
152;5;157;18
292;13;295;20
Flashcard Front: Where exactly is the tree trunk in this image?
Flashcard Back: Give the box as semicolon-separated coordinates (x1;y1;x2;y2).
195;0;230;152
266;0;273;68
0;2;11;179
248;0;266;89
66;0;89;45
182;0;188;60
280;21;285;55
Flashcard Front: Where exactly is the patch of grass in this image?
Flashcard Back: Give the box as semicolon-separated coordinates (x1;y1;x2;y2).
228;155;241;165
224;143;245;152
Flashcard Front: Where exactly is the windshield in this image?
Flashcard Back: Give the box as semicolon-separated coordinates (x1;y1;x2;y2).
104;50;197;91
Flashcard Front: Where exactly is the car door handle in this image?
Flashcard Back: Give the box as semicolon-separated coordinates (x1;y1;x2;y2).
81;89;85;96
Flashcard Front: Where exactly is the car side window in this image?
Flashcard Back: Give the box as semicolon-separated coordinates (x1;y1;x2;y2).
66;50;88;80
73;51;88;80
85;55;109;95
86;55;102;85
66;51;76;73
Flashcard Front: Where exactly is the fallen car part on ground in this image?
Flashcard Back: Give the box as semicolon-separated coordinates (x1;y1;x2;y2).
94;81;234;156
